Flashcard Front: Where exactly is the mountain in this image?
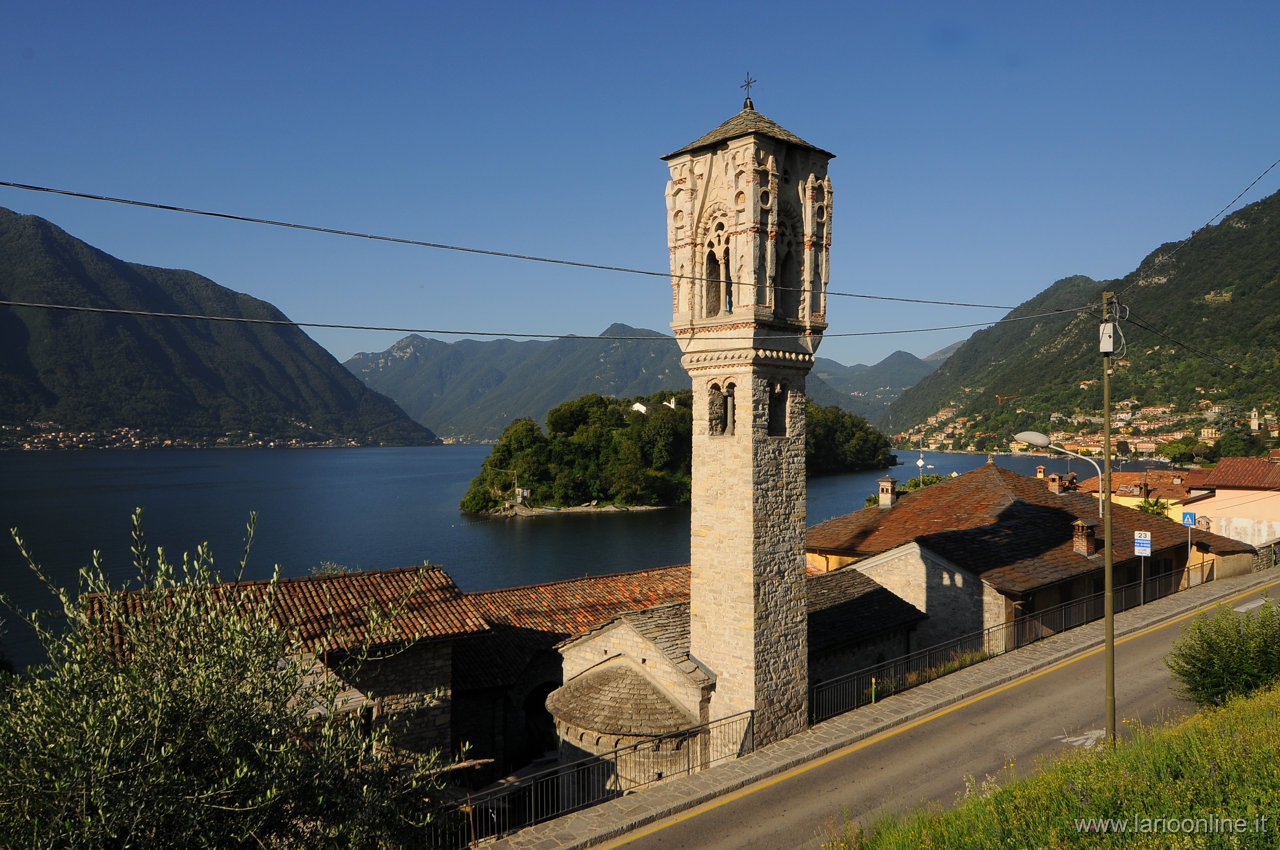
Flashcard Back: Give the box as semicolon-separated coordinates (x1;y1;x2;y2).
347;327;932;442
882;188;1280;436
813;350;939;423
0;207;437;445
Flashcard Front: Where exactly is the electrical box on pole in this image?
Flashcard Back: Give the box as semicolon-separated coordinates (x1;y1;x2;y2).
1099;322;1116;354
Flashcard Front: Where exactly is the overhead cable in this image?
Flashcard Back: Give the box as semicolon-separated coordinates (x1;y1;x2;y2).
0;180;1011;311
0;298;1079;342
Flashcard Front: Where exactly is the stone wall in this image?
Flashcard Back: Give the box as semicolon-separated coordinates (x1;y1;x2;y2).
688;368;810;746
852;543;993;647
333;640;453;755
560;620;704;721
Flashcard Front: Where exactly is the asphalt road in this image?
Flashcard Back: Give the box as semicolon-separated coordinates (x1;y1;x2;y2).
597;585;1276;850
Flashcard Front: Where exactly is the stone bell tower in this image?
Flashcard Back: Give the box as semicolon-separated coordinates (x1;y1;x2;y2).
662;97;833;745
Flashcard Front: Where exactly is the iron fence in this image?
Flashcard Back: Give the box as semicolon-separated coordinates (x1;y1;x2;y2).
811;561;1209;724
432;710;753;848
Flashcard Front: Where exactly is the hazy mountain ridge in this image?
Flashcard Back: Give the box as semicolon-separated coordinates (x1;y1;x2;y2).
347;326;938;441
0;207;437;445
883;188;1280;433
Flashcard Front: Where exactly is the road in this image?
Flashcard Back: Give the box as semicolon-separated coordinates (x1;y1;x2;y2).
598;584;1276;850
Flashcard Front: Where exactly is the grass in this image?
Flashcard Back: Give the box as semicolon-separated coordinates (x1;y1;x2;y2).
866;649;992;703
822;682;1280;849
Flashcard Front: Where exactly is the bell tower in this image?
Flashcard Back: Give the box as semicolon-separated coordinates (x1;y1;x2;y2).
663;98;833;745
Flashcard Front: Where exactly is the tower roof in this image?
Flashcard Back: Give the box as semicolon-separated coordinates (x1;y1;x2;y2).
662;98;834;161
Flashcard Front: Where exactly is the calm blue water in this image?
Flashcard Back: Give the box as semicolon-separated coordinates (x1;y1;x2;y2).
0;446;1142;668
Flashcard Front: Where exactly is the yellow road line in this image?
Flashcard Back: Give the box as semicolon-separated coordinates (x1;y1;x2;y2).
596;576;1280;848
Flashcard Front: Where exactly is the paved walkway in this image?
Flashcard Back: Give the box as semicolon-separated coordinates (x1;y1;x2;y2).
490;566;1280;850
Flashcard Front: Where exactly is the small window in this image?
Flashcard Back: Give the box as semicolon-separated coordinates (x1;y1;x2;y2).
724;384;735;436
768;383;788;436
708;384;727;436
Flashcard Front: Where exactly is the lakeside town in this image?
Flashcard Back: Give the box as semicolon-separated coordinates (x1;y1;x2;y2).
896;396;1277;457
0;422;365;450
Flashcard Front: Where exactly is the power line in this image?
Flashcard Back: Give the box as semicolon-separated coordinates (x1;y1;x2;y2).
1122;310;1244;375
0;298;1078;343
1116;155;1280;300
0;180;1012;311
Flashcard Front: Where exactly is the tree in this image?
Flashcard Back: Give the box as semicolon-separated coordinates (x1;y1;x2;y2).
0;511;455;848
805;402;896;476
1136;496;1170;517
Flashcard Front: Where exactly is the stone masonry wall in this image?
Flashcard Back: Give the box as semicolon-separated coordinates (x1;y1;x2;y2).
560;620;705;722
689;369;809;746
336;640;453;755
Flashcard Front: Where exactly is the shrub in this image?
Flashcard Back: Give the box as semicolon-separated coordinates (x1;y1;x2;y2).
1165;599;1280;707
0;510;455;848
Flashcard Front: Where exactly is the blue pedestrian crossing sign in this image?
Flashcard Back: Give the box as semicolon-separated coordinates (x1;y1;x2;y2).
1182;511;1196;526
1135;530;1152;557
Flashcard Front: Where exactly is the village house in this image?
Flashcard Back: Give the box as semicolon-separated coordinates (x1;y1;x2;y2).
1076;468;1211;521
91;566;491;756
1180;453;1280;548
804;462;1254;650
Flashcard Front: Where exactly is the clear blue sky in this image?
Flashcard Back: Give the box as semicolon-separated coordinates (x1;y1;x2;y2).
3;1;1278;369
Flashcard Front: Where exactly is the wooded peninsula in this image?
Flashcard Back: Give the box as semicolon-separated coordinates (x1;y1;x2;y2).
460;391;895;513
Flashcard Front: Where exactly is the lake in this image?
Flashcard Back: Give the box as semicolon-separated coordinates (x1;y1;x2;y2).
0;445;1132;668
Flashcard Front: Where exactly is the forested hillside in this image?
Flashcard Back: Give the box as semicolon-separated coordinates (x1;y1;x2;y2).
884;189;1280;437
347;327;936;441
0;208;436;445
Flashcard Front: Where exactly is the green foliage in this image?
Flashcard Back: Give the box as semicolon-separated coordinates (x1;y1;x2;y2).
1165;600;1280;707
1135;496;1169;516
806;403;897;476
823;681;1280;849
864;473;945;507
462;393;898;511
884;189;1280;436
460;391;694;511
0;208;436;444
0;510;452;848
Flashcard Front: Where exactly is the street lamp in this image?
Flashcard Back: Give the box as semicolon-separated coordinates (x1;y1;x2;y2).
1015;425;1115;745
1014;431;1102;518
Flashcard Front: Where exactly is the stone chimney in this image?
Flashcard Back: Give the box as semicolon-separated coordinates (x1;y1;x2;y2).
1046;473;1063;494
1073;519;1097;555
877;475;898;509
1036;464;1046;479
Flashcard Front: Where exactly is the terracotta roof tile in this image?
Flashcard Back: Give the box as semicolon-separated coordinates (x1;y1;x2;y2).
1077;468;1210;502
1203;457;1280;490
807;463;1252;595
88;566;489;654
466;565;690;636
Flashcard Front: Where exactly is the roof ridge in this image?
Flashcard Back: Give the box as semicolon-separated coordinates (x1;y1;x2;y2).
464;563;689;597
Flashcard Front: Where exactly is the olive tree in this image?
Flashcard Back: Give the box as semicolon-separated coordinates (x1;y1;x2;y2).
0;510;457;849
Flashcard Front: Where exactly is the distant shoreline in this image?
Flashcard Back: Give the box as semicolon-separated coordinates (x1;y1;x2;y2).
492;503;668;518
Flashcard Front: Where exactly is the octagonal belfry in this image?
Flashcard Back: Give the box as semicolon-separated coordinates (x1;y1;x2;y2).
663;97;834;745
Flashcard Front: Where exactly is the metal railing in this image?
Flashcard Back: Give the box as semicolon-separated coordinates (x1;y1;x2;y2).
811;561;1210;723
433;710;753;848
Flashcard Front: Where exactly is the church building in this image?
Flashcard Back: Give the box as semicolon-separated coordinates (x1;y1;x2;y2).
546;97;836;753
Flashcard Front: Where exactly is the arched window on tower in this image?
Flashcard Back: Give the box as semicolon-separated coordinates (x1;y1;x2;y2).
724;383;735;436
723;254;733;314
768;382;788;437
708;384;727;436
705;250;721;318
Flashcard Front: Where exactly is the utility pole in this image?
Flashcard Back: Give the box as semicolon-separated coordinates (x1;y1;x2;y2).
1100;291;1116;744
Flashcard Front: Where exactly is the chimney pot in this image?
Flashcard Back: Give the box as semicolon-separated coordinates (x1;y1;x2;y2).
877;475;898;509
1073;518;1097;555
